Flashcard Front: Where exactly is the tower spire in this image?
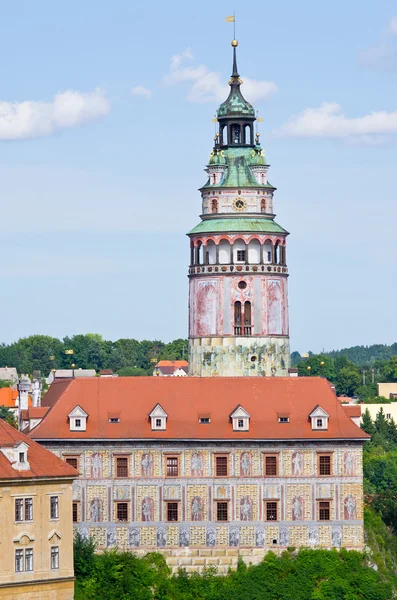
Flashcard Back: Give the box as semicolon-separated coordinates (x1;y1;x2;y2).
231;39;239;83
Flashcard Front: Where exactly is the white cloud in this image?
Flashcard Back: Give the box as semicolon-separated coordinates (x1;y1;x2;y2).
360;17;397;70
275;102;397;140
164;48;276;104
131;85;152;98
0;88;109;140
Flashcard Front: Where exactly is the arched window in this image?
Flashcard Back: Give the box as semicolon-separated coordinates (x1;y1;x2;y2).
245;125;251;144
244;301;252;335
211;199;218;213
234;301;242;335
261;199;266;213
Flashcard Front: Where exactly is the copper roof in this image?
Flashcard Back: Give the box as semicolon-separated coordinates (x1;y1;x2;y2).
0;419;78;480
29;377;369;442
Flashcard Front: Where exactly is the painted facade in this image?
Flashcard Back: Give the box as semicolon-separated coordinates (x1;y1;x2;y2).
188;41;290;377
41;441;364;574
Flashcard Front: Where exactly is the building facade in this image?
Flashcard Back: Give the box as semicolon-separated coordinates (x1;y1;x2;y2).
0;419;77;599
188;41;290;377
30;377;368;573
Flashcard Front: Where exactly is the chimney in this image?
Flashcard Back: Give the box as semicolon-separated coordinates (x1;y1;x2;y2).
288;368;299;378
17;375;31;430
32;373;42;407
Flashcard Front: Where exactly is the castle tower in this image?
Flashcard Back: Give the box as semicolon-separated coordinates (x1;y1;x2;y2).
188;40;290;377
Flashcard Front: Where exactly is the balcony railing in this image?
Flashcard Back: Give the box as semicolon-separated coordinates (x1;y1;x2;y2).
188;263;288;276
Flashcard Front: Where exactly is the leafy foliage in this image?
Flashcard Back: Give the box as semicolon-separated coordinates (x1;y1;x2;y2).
74;546;393;600
0;405;17;428
0;334;188;376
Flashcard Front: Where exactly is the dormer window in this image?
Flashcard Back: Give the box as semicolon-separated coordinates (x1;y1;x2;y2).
309;406;329;430
68;406;88;432
149;404;168;431
230;406;250;431
1;441;30;471
278;417;289;423
109;418;120;424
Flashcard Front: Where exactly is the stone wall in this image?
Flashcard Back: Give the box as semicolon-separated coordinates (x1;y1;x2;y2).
46;441;364;571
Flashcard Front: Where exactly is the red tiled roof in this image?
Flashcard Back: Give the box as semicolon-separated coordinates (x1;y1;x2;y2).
0;419;78;480
156;360;188;368
41;379;73;407
342;405;362;418
20;407;50;420
29;377;369;441
0;388;32;408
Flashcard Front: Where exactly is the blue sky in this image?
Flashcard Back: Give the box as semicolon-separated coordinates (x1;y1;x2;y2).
1;0;397;353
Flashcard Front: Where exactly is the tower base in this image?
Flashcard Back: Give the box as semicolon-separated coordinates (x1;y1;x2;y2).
189;337;290;377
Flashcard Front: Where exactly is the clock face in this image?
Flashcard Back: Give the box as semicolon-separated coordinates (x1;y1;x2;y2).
233;198;247;212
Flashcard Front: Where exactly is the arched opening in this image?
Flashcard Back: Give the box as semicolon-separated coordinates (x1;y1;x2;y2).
190;243;195;266
263;241;272;264
218;239;231;264
205;240;216;265
234;301;242;335
197;241;203;265
245;125;251;145
248;239;260;264
274;241;280;265
211;198;218;213
244;301;252;335
261;198;267;213
221;125;228;145
233;239;246;263
212;174;216;185
231;124;241;144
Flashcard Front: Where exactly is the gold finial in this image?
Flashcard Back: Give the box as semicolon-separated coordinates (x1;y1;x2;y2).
231;39;238;47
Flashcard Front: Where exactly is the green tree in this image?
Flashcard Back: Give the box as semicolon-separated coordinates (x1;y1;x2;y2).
117;367;149;377
297;354;335;380
334;366;361;396
74;532;96;579
361;409;376;437
0;406;17;428
0;379;12;389
383;356;397;382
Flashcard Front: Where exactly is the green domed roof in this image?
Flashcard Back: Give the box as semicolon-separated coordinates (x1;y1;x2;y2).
218;90;255;118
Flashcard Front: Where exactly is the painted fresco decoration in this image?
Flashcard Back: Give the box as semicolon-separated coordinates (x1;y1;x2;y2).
91;452;103;479
206;527;216;547
157;527;167;547
255;527;265;547
229;527;240;547
240;496;253;521
141;453;153;477
344;451;355;476
114;486;130;500
107;528;117;547
215;485;230;499
164;486;181;500
129;527;140;547
344;495;356;520
292;451;303;476
332;527;342;547
317;484;331;499
309;527;319;546
179;528;190;547
142;496;154;522
280;528;289;546
90;498;102;522
78;526;89;540
191;496;204;521
240;452;252;476
292;496;304;521
191;452;204;477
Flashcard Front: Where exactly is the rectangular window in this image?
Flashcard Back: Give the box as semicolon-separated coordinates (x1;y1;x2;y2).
65;457;78;470
265;501;278;521
117;502;128;522
264;455;278;476
278;417;289;423
166;456;179;477
319;501;330;521
155;418;162;427
73;502;78;523
25;498;33;521
116;456;129;478
267;251;271;262
109;418;120;423
167;502;179;522
216;501;228;521
25;548;33;572
75;419;81;428
15;549;24;572
15;498;23;522
19;452;25;463
199;417;210;424
319;455;331;476
215;455;228;477
238;419;244;428
50;496;59;519
237;250;246;262
51;546;59;570
316;418;323;427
